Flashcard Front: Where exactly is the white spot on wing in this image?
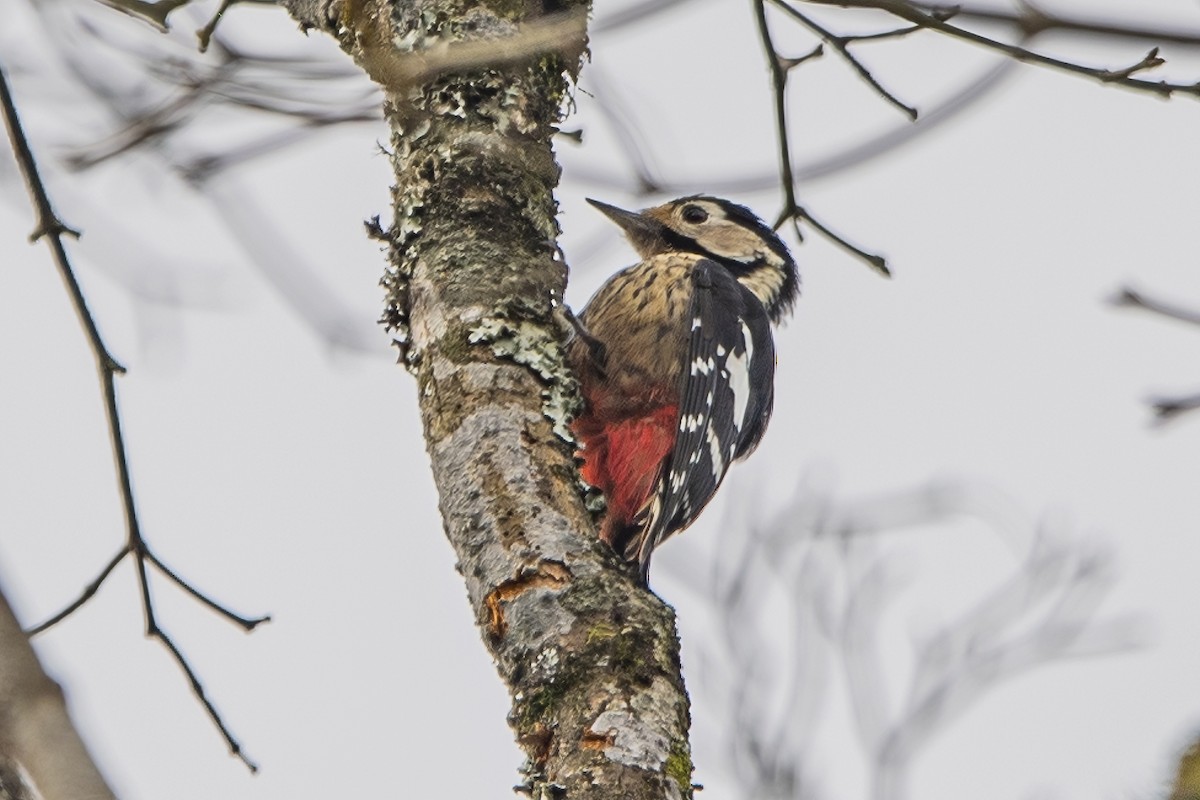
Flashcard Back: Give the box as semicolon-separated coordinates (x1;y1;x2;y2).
706;426;724;482
728;320;754;433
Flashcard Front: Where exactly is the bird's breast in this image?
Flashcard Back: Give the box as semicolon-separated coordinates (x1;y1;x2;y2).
572;253;702;417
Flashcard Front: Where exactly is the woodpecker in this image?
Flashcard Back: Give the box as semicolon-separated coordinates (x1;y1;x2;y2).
568;196;799;585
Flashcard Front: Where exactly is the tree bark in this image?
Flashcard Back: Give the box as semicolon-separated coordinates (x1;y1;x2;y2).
0;583;117;800
278;2;694;797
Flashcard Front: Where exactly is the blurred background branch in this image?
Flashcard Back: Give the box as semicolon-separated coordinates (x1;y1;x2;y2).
672;480;1143;800
1;56;266;772
1112;287;1200;423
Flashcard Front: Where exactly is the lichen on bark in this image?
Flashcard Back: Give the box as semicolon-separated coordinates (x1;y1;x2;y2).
278;1;694;796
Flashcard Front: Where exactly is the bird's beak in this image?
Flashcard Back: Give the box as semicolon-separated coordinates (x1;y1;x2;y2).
586;198;665;252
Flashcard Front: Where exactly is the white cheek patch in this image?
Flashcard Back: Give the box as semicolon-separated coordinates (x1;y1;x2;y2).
699;219;765;263
738;268;785;309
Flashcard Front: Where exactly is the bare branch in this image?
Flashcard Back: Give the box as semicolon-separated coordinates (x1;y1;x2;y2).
1109;287;1200;423
196;0;237;52
800;206;889;275
25;552;126;635
837;21;932;44
779;42;825;71
753;0;892;279
1;61;265;773
36;6;382;180
351;8;588;93
146;552;269;630
1111;286;1200;328
801;0;1200;99
94;0;191;31
770;0;918;119
585;68;668;195
905;1;1200;47
1150;394;1200;424
752;0;801;236
1096;46;1165;81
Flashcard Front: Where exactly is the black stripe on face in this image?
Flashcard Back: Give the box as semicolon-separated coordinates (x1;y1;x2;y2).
660;227;758;274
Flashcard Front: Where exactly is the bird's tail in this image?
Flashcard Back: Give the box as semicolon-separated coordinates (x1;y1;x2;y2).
630;494;665;587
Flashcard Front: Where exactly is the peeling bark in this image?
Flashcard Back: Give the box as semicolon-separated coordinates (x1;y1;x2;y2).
277;1;693;796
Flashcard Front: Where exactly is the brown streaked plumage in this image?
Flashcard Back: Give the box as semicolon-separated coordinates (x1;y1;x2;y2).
569;196;799;585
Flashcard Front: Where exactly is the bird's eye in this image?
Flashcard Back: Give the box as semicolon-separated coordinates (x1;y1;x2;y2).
681;205;708;224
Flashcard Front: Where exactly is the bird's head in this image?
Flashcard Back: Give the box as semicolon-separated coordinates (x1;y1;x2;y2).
587;195;799;322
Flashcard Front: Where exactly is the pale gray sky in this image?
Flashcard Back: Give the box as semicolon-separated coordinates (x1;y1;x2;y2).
2;1;1200;798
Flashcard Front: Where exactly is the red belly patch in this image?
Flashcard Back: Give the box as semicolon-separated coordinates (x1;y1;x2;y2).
574;404;678;536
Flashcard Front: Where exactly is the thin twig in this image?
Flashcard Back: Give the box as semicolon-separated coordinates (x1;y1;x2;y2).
1111;286;1200;327
178;115;378;184
197;0;238;53
752;0;801;231
790;205;891;276
0;61;264;773
95;0;192;31
63;63;239;171
146;551;270;630
801;0;1200;99
586;68;666;195
150;619;259;770
838;23;927;44
771;0;918;119
779;42;825;72
1151;394;1200;424
45;11;379;178
1110;287;1200;423
905;1;1200;46
753;1;891;277
26;551;127;635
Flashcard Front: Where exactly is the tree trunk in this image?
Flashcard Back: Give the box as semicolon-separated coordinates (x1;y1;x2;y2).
0;584;116;800
278;2;694;797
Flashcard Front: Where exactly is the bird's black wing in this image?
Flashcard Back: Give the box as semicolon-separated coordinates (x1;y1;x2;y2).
631;259;776;583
